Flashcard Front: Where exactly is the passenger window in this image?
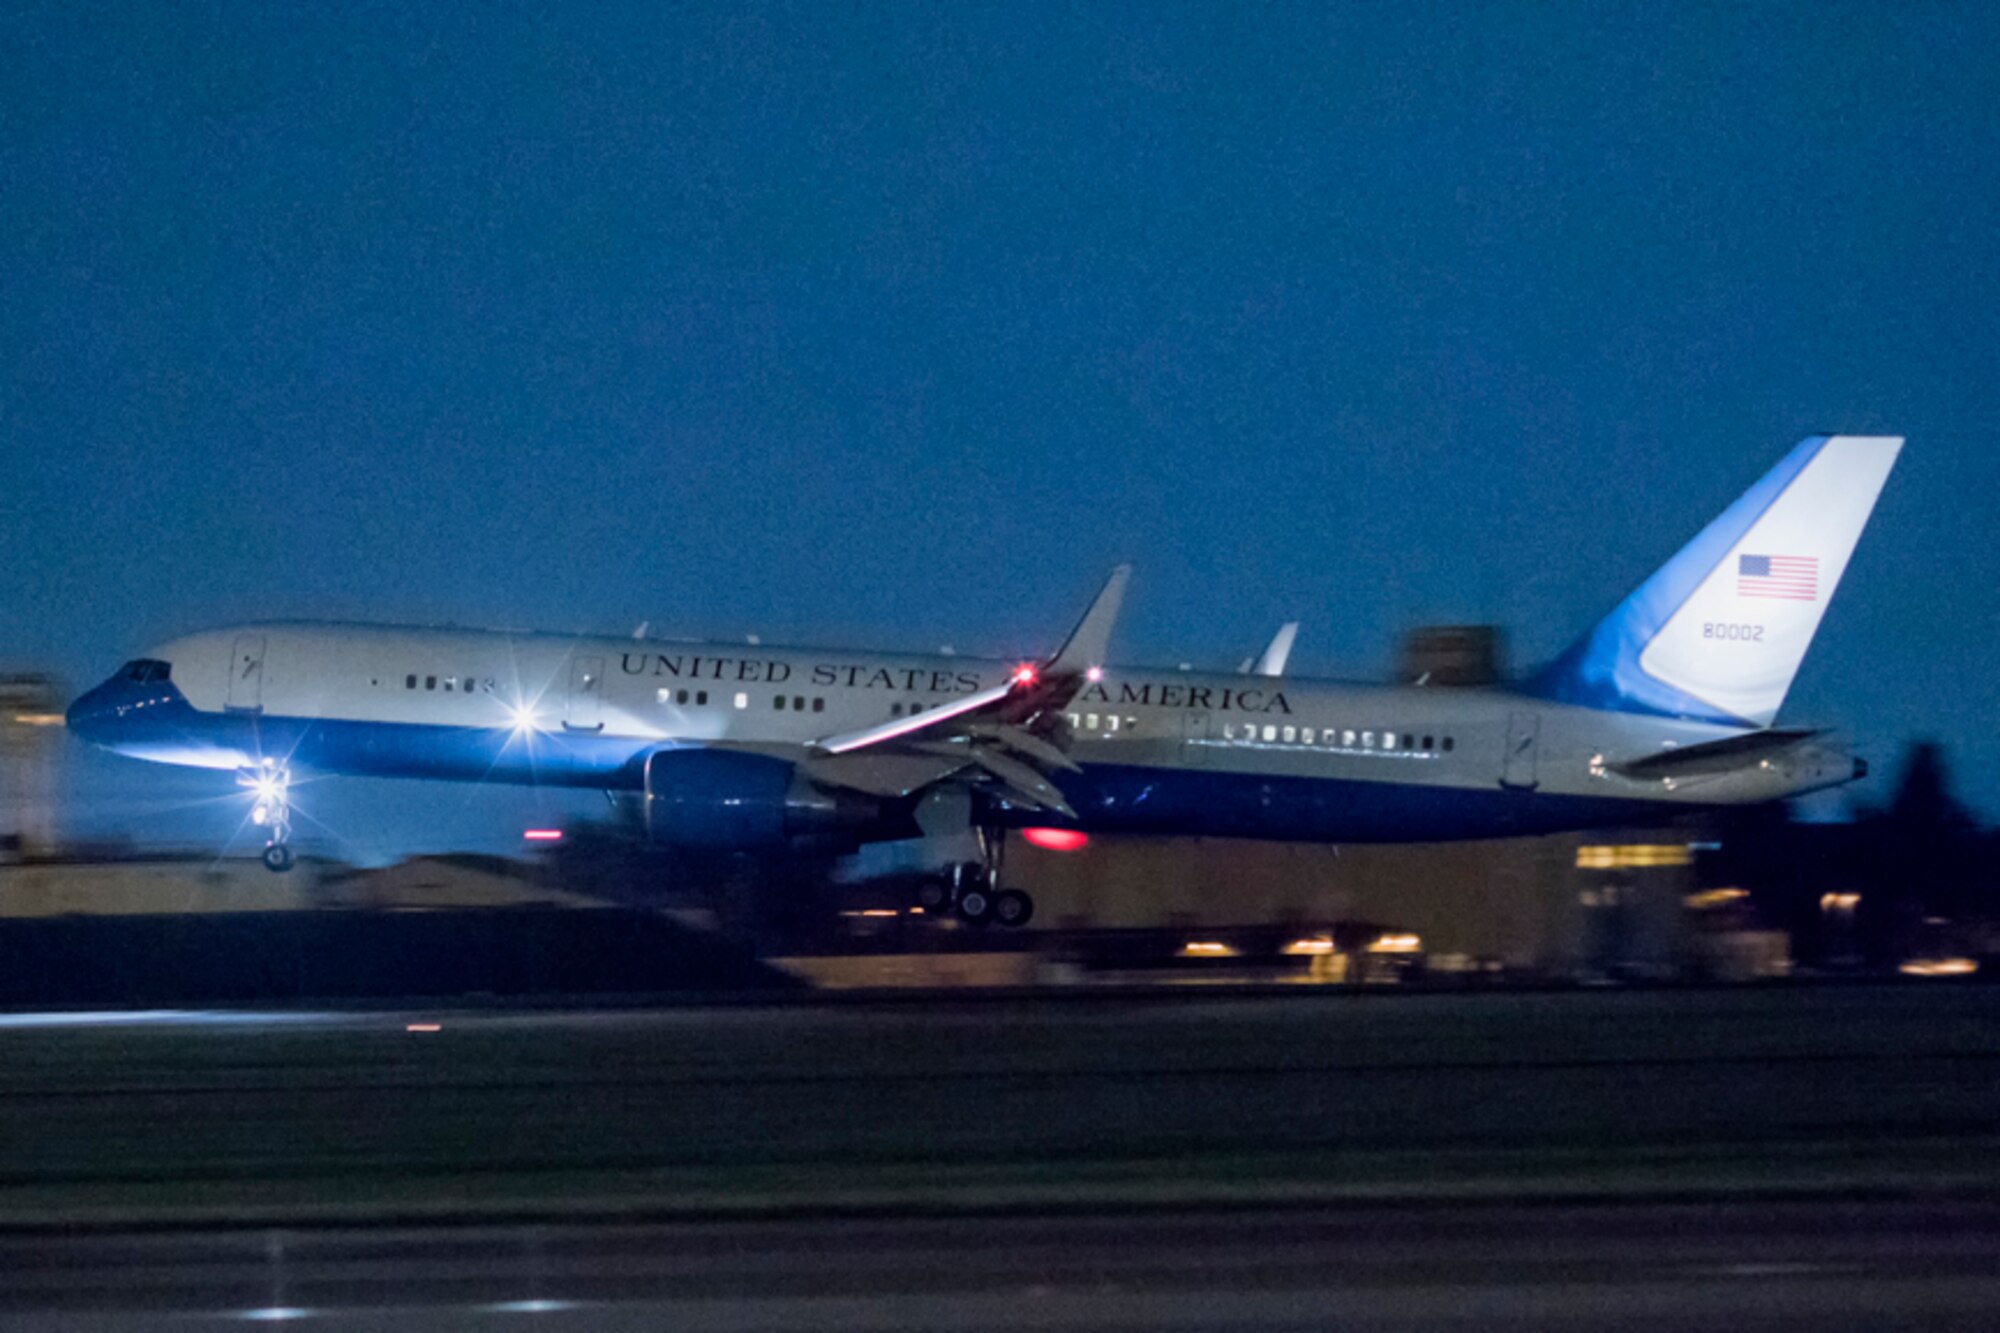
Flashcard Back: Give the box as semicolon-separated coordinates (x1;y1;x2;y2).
1262;724;1278;742
1383;732;1397;750
1361;731;1374;747
1443;737;1455;752
1281;726;1296;743
1342;730;1356;747
775;696;786;710
1106;715;1120;732
813;698;825;713
1086;713;1099;731
697;691;708;706
406;675;417;689
733;692;748;710
1423;735;1434;750
794;696;805;711
1300;728;1314;744
892;703;904;717
426;676;437;691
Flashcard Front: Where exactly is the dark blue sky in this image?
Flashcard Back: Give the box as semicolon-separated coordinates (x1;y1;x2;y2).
5;2;1996;857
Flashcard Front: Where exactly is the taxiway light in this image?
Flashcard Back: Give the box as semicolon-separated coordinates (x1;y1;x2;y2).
1022;827;1089;852
1900;957;1978;977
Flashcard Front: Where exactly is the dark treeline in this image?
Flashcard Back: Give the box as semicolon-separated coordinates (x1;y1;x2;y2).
1709;742;1998;970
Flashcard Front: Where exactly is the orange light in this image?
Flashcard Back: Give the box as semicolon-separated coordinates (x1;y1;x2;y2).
1900;957;1978;977
523;829;564;842
1022;827;1089;852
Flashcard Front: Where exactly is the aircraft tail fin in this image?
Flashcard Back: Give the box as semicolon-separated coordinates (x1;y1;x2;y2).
1524;435;1902;728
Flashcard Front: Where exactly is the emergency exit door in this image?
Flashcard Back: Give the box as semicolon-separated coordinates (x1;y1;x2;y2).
226;635;266;713
565;656;605;732
1502;711;1540;790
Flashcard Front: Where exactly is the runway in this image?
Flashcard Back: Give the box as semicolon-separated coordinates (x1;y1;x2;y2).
2;984;1998;1226
3;1201;1999;1330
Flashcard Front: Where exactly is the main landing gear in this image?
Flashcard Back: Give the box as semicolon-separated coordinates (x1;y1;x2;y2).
915;828;1035;928
239;762;295;873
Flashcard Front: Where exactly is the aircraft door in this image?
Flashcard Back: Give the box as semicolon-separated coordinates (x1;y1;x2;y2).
565;655;606;732
1502;711;1540;790
1182;710;1211;766
226;635;266;713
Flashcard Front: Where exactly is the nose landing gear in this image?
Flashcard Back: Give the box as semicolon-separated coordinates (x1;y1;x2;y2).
240;763;295;873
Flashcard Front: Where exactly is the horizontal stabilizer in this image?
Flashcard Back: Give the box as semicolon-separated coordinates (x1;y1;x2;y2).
1611;728;1822;780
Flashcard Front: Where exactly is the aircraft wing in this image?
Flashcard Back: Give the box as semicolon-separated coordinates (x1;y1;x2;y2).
794;566;1130;814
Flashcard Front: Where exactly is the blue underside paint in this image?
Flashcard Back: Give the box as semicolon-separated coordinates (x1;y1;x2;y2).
1522;435;1828;725
68;682;1677;845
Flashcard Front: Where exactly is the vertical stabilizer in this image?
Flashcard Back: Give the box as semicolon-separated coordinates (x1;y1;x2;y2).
1526;435;1902;728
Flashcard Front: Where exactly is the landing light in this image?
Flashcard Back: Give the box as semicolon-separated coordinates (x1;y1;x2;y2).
523;829;564;843
508;703;542;732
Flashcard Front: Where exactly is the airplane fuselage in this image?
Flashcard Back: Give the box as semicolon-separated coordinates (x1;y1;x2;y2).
67;621;1860;844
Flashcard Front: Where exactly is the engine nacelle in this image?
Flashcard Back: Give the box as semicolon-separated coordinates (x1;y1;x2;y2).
643;748;883;851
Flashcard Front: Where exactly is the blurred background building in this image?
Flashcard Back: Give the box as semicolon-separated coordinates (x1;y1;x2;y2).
0;676;62;860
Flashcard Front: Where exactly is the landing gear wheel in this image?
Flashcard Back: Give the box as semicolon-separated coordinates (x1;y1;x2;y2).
262;844;295;873
957;887;995;924
993;888;1035;929
915;877;952;914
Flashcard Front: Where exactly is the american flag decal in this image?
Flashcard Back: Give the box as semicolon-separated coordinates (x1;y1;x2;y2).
1737;553;1819;601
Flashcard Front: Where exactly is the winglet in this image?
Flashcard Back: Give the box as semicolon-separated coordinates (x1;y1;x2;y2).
1251;622;1299;678
1046;565;1131;676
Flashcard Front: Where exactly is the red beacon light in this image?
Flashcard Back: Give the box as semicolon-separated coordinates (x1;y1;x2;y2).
1012;664;1039;685
1022;827;1089;853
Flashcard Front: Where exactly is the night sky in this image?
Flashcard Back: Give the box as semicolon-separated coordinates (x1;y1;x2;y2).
5;3;1997;859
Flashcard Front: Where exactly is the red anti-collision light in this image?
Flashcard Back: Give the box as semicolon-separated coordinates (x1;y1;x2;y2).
1012;664;1039;685
1022;828;1089;853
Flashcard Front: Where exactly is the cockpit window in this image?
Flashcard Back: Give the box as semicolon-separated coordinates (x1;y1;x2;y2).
120;659;172;684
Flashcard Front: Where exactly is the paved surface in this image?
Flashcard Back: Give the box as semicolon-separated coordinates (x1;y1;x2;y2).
3;1202;1999;1329
0;985;1998;1224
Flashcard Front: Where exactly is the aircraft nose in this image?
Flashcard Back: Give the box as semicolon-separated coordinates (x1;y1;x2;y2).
64;682;115;743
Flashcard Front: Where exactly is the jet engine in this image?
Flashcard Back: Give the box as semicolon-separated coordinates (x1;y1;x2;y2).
643;748;886;851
